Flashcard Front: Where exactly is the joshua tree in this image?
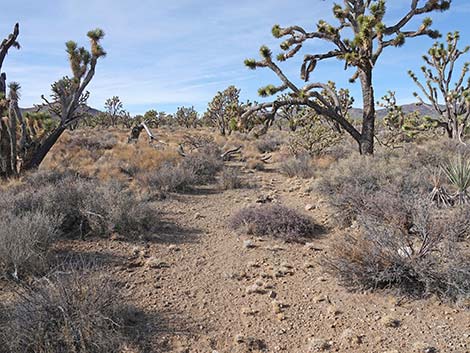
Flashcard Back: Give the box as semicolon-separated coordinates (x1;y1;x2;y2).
0;23;19;100
21;29;106;171
243;0;450;154
0;24;20;178
204;85;242;135
409;32;470;142
175;106;198;128
104;96;124;127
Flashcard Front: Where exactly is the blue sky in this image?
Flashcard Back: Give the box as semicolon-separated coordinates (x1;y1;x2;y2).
1;0;470;114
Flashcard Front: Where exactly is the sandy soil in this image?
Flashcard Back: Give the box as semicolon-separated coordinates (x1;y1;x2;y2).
2;161;469;353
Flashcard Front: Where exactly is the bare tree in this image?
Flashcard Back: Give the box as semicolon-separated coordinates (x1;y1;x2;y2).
243;0;450;154
409;31;470;142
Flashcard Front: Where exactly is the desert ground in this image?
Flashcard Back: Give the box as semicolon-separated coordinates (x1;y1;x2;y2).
1;127;468;353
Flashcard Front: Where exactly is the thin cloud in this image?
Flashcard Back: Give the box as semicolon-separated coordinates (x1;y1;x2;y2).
0;1;468;113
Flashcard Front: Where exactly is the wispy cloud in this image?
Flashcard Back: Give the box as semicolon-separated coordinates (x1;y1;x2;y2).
1;1;469;113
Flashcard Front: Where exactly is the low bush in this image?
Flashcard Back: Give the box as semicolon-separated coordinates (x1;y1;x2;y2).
229;204;319;242
0;173;157;239
219;167;244;190
147;161;195;192
312;151;429;227
181;149;223;184
324;194;470;303
256;136;283;153
1;270;135;353
148;148;224;193
0;210;59;280
279;154;315;179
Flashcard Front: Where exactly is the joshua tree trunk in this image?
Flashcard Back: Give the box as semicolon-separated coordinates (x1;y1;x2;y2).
0;118;14;178
359;67;375;155
22;126;66;171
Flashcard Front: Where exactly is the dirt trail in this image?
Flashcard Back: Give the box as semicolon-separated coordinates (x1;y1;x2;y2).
63;166;470;353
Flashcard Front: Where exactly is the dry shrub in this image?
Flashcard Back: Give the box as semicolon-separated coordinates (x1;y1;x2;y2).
0;210;59;280
43;129;179;181
1;270;135;353
256;135;283;153
246;159;265;171
312;151;429;227
147;161;196;192
229;204;320;242
279;154;315;179
180;146;224;184
219;167;244;190
147;147;223;193
1;171;157;239
324;194;470;303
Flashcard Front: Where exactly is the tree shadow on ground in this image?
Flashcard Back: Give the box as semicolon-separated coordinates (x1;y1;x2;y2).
122;307;201;353
142;221;202;245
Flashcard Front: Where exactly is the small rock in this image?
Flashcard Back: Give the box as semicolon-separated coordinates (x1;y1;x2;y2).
145;257;169;269
246;261;260;268
243;240;256;249
245;284;266;295
413;342;438;353
241;307;258;316
308;338;332;351
235;335;266;350
256;195;274;203
340;329;363;345
327;305;342;317
272;300;282;314
269;290;277;299
168;245;180;251
305;204;315;211
381;315;401;328
305;243;322;251
303;262;315;269
193;212;204;220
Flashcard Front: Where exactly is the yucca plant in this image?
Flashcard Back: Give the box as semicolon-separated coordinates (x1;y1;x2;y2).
442;155;470;205
429;168;453;208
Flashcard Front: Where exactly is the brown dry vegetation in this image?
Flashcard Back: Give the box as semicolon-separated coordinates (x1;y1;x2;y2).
1;127;469;353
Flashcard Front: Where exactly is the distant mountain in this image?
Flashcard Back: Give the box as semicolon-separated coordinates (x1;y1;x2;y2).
348;103;440;120
20;105;102;117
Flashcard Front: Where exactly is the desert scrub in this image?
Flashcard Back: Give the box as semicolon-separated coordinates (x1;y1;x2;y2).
312;150;429;227
1;270;136;353
324;194;470;303
0;210;59;280
219;167;244;190
1;171;157;239
229;204;319;242
279;154;315;179
255;134;284;153
148;147;224;193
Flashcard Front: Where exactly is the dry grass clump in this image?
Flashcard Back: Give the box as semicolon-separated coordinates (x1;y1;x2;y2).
147;146;224;193
1;270;136;353
43;129;180;181
0;210;59;280
219;167;244;190
279;154;315;179
229;204;320;242
255;134;284;153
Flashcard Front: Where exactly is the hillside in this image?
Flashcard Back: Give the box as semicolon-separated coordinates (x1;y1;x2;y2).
20;104;102;117
349;103;440;120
